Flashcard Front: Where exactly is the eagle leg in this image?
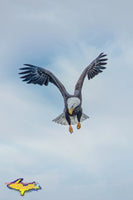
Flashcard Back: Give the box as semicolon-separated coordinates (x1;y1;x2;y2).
77;122;81;129
65;113;73;133
69;125;73;134
77;111;82;129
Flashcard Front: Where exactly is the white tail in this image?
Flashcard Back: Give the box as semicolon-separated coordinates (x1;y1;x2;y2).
52;113;89;125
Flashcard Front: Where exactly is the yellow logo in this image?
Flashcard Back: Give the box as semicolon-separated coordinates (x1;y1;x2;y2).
6;178;41;196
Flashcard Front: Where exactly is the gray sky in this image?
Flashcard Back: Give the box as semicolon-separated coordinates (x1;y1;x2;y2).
0;0;133;199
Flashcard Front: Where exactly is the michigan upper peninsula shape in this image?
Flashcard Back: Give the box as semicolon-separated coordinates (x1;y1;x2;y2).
6;178;41;196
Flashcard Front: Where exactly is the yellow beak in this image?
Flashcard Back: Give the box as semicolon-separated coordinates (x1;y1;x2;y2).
68;108;74;115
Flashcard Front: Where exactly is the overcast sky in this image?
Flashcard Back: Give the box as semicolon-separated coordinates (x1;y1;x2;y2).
0;0;133;199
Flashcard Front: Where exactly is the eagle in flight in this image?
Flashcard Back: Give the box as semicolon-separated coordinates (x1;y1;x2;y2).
19;53;107;133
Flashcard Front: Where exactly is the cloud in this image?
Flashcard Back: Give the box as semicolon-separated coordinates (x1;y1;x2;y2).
0;0;133;200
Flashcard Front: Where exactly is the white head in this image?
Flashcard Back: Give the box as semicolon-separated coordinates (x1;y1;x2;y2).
67;97;80;115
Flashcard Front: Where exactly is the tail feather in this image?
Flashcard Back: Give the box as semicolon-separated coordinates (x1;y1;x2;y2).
52;113;89;125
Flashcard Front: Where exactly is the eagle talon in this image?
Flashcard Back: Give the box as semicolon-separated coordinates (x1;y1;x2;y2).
69;125;73;134
77;122;81;129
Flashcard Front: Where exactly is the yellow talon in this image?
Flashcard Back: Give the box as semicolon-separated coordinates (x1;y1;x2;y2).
77;122;81;129
69;125;73;133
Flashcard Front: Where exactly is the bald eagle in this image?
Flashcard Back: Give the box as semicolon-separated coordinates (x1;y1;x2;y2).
19;53;107;133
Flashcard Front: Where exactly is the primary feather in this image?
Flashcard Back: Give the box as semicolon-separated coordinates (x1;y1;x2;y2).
74;53;108;95
19;64;68;98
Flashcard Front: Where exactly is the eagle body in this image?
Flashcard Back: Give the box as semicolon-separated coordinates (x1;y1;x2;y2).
19;53;108;133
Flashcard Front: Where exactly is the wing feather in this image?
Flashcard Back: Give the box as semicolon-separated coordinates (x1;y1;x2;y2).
19;64;69;98
74;53;108;95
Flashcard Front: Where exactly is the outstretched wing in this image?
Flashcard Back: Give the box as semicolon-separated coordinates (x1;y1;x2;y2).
19;64;69;99
74;53;108;96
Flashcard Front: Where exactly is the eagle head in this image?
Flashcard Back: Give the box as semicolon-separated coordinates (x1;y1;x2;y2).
67;97;80;115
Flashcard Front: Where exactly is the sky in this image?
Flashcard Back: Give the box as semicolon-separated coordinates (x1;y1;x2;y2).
0;0;133;199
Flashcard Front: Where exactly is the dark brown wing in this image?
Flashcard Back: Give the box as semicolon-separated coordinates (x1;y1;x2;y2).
19;64;69;99
74;53;108;96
